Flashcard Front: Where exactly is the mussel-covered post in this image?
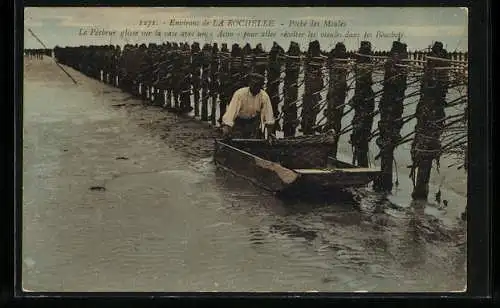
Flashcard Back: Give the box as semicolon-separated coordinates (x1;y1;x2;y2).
218;44;231;124
118;45;131;94
132;46;141;97
282;42;301;137
141;44;154;102
374;41;409;192
112;45;121;87
242;43;253;83
152;44;169;106
410;42;449;200
210;43;220;125
179;43;192;113
230;44;244;102
301;40;325;135
267;42;284;129
147;44;160;103
97;47;104;82
107;46;115;85
129;45;143;98
171;43;182;109
325;42;349;158
140;44;148;101
91;47;101;79
164;43;174;109
350;41;375;167
200;44;211;121
191;42;202;116
103;46;113;85
253;43;268;77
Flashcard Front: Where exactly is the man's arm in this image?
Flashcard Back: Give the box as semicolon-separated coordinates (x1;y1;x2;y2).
221;89;241;128
221;89;242;138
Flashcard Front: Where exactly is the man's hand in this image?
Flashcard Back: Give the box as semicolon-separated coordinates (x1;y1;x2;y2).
266;124;277;145
221;125;232;139
267;133;277;146
273;122;282;132
266;124;276;135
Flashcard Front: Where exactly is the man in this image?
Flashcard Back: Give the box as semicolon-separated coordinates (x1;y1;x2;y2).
221;73;276;139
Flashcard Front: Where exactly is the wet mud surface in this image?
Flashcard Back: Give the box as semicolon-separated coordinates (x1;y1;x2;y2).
22;58;466;292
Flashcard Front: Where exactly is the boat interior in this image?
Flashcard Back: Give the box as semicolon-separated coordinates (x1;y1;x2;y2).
224;139;355;171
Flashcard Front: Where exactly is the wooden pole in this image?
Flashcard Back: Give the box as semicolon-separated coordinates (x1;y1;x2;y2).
374;41;408;192
230;43;244;108
325;42;349;158
218;45;231;124
410;41;449;200
179;46;192;113
165;45;174;109
301;40;325;135
152;46;165;106
253;43;268;77
210;43;219;125
283;42;301;137
350;41;375;167
266;43;282;130
200;44;210;121
242;43;253;83
191;43;202;117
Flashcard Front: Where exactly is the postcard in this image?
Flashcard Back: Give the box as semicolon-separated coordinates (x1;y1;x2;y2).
22;6;468;293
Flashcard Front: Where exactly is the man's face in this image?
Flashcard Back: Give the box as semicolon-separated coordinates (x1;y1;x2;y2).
249;80;263;95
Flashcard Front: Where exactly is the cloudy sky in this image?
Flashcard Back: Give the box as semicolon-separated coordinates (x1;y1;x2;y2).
24;7;468;51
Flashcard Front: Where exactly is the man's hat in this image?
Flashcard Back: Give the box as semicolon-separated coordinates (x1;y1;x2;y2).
248;73;265;84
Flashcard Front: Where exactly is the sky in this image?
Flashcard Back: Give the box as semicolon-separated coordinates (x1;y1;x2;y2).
24;7;468;52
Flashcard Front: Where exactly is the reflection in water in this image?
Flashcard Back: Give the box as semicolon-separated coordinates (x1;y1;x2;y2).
249;227;267;245
22;59;466;292
398;201;427;269
269;222;318;242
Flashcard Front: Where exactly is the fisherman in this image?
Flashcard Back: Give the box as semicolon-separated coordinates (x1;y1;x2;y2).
221;73;276;139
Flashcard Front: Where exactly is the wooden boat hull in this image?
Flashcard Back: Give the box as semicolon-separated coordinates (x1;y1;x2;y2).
293;167;379;189
214;138;381;193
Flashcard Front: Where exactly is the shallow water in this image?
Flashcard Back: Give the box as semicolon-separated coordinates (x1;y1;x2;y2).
22;57;466;292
